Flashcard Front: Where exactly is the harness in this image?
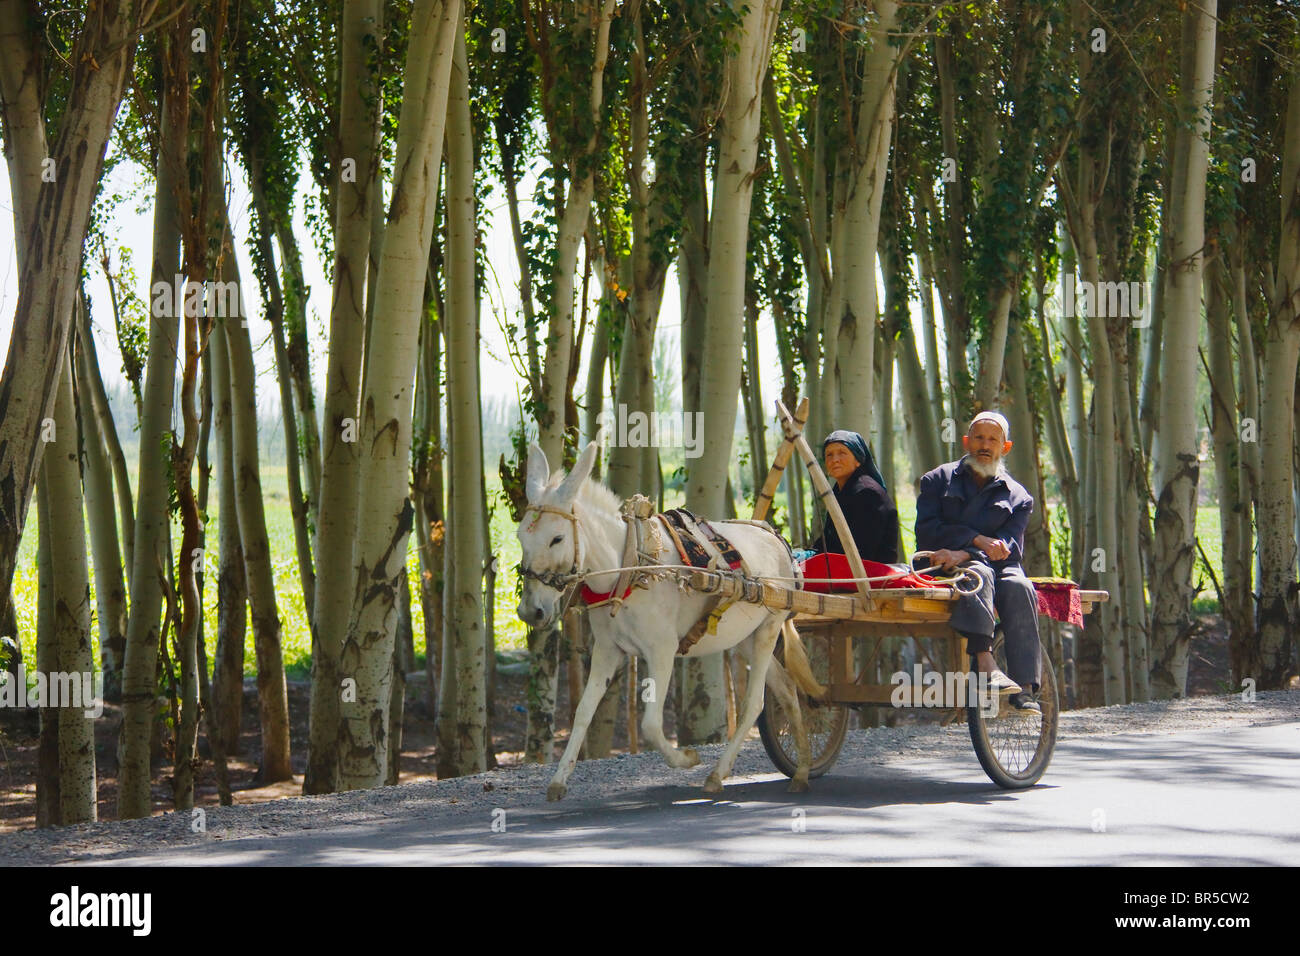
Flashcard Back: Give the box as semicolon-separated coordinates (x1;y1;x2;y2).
519;495;791;652
519;503;585;599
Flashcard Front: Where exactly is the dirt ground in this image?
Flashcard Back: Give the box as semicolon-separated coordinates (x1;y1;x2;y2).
0;647;673;833
0;613;1250;832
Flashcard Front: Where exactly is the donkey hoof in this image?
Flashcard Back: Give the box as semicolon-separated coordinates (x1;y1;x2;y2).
681;748;700;768
547;781;567;802
703;772;724;794
787;776;811;794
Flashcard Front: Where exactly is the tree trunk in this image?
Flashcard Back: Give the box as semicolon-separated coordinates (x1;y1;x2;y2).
742;295;769;498
73;306;127;703
41;348;97;825
1253;62;1300;688
118;70;185;819
209;301;246;755
681;0;783;746
35;479;58;828
1032;269;1080;569
73;288;135;591
196;342;232;805
252;208;317;618
832;1;894;434
536;0;618;467
1206;263;1253;683
1065;189;1124;703
0;0;143;612
387;576;410;786
171;269;204;814
1005;322;1051;575
435;17;487;779
1075;397;1104;707
1149;1;1217;698
305;0;383;795
341;0;460;790
223;291;293;781
412;298;444;722
270;218;323;517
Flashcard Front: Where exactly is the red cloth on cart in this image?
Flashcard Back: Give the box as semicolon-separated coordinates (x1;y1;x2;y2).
798;556;1087;627
796;552;935;593
1029;578;1084;628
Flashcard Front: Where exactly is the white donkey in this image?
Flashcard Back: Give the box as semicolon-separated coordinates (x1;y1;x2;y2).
516;440;811;801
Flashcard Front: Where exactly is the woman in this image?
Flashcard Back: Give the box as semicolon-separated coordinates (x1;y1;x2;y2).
808;429;899;564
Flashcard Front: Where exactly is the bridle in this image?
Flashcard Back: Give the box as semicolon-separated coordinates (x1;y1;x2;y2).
519;503;585;594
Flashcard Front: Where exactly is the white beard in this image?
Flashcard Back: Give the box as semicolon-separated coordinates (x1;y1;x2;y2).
967;454;1004;479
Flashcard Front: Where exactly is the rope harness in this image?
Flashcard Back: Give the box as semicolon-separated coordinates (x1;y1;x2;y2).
519;503;586;613
518;499;984;634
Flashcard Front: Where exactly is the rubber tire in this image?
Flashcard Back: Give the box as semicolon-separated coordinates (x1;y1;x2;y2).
967;635;1059;789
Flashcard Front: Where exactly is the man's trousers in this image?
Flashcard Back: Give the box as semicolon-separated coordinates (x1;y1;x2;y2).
946;560;1041;691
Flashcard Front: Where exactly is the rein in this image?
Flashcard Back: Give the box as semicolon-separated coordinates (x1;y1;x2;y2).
520;499;984;613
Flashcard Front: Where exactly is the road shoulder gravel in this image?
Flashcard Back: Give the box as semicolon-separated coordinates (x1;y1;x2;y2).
1;689;1295;865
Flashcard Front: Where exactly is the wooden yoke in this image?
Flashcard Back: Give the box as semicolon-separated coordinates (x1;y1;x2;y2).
775;399;874;608
752;396;809;522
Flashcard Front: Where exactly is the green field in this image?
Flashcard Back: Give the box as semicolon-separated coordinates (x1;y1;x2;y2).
8;471;1229;681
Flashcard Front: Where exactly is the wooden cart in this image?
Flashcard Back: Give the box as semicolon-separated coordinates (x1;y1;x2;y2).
744;398;1108;789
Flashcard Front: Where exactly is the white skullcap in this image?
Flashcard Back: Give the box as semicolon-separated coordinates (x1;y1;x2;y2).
969;410;1010;441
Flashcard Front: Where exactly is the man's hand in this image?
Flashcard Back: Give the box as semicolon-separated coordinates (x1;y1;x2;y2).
974;535;1011;561
929;548;971;570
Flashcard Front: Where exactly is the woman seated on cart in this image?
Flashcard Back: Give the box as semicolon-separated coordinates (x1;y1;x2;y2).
800;429;899;565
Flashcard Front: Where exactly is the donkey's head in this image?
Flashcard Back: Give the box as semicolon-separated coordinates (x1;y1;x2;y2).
515;439;600;630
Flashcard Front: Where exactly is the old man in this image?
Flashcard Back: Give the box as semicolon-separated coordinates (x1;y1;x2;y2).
915;411;1041;712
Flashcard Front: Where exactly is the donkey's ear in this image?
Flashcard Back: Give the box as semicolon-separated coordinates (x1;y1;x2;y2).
525;443;549;504
554;440;599;508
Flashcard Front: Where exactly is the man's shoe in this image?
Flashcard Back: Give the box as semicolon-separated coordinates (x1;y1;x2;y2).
1008;691;1041;714
986;669;1021;695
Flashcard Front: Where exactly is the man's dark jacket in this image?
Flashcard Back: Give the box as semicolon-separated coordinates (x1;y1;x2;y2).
915;456;1033;569
819;462;899;564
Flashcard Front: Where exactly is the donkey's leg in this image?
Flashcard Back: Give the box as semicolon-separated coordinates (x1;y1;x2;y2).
762;638;813;792
640;641;701;771
703;617;782;793
724;623;813;791
547;636;624;802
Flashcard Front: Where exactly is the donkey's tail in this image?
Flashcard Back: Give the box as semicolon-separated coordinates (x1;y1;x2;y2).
781;619;827;699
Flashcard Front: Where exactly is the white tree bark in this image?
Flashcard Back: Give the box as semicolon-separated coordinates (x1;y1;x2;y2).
1254;62;1300;689
537;0;618;467
208;305;246;754
833;0;899;437
42;348;97;825
436;24;487;778
73;305;127;702
339;0;461;790
1149;1;1216;698
0;0;143;611
681;0;783;744
305;0;384;795
118;78;184;819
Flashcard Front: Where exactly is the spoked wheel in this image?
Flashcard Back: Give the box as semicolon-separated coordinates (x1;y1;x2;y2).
757;626;850;779
968;635;1058;789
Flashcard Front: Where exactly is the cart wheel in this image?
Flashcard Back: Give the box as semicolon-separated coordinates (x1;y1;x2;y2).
757;627;849;779
967;634;1058;789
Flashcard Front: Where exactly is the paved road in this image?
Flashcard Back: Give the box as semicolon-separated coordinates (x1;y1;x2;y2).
68;721;1300;866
